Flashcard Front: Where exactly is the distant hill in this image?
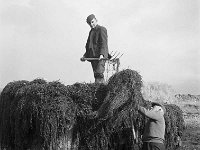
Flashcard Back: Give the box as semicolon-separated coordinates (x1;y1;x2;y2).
175;94;200;102
142;82;200;104
141;82;177;103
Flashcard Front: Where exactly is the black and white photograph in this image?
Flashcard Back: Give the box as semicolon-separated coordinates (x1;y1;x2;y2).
0;0;199;149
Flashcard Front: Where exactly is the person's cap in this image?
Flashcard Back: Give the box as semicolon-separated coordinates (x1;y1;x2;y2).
86;14;96;24
151;102;166;114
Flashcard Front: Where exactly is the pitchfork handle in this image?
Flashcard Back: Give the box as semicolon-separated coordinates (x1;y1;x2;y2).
82;58;108;61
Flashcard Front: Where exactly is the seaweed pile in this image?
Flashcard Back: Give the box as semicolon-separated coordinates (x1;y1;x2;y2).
0;79;76;149
164;104;185;149
0;69;185;150
79;69;146;150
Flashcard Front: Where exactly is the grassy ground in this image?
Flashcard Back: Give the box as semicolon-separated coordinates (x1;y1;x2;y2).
176;100;200;150
179;115;200;150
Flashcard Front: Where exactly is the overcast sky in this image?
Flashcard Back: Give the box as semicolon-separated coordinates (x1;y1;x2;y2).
0;0;199;94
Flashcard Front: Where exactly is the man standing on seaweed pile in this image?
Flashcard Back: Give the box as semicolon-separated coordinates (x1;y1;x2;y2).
138;102;166;150
80;14;110;84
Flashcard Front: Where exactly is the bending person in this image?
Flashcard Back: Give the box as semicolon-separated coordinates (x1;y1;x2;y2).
138;102;166;150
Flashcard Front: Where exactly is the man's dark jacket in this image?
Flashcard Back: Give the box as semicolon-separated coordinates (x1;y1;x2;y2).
84;25;109;59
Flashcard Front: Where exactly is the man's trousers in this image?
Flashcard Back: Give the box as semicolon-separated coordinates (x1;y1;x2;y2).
91;60;105;83
142;142;165;150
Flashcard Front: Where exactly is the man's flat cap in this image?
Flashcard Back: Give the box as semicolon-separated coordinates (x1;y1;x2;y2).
86;14;96;24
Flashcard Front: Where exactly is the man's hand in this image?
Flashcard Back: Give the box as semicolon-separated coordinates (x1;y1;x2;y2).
99;55;104;60
80;56;86;62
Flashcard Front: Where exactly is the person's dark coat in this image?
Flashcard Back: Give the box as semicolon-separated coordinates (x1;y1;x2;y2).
84;25;109;60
